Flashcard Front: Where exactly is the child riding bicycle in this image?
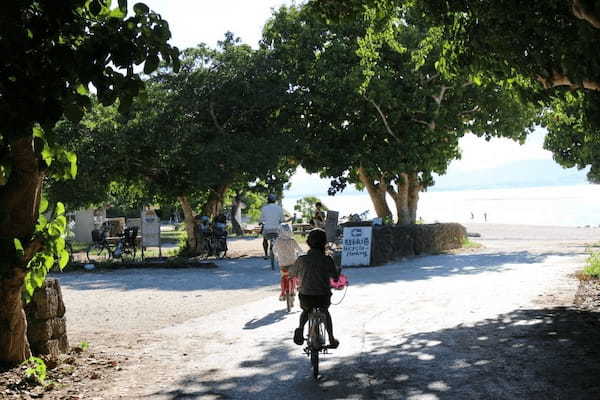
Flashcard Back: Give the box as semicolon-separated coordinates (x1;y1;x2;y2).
289;228;340;349
273;224;303;301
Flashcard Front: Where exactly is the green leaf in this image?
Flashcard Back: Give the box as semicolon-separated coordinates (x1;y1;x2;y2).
48;224;62;238
33;269;45;287
14;238;24;256
143;54;160;74
58;250;69;269
43;255;54;271
133;2;149;15
39;197;49;214
55;202;66;217
41;145;53;167
54;237;65;253
32;125;44;138
76;84;89;95
109;7;126;18
36;214;48;230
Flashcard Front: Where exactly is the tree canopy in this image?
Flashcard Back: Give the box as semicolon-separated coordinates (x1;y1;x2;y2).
264;5;536;223
0;0;178;363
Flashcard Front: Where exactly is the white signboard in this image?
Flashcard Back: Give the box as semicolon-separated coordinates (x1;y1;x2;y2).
141;213;160;247
341;226;372;266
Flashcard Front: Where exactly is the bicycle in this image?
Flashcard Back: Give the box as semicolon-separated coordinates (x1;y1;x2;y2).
304;307;329;379
281;274;298;312
86;227;112;262
263;231;278;270
112;227;138;263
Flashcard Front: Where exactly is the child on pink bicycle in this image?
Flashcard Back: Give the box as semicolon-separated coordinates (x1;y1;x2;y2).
289;228;341;349
273;224;303;301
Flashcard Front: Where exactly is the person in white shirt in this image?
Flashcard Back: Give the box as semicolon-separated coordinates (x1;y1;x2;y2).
260;194;284;259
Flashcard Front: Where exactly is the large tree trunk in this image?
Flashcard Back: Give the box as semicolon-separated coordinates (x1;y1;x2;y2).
0;137;44;363
388;173;411;225
407;172;421;224
230;192;244;236
178;195;198;253
201;184;228;218
357;167;392;219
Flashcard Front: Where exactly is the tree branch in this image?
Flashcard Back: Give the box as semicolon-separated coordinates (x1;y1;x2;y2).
364;96;401;142
572;0;600;28
536;70;600;91
209;102;226;133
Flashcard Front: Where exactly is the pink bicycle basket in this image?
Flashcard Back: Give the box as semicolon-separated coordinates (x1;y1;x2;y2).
330;274;348;290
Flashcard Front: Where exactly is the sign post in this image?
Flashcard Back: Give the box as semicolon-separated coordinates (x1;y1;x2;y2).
141;210;161;260
341;226;372;267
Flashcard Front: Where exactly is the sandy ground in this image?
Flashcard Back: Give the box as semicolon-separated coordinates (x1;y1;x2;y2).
46;223;600;399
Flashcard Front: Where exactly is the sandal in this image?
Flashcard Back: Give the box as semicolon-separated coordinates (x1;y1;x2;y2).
294;328;304;345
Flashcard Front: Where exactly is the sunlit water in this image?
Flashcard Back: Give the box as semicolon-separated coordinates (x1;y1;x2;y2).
283;184;600;227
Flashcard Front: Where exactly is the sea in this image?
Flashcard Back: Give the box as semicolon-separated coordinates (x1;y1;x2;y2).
282;184;600;227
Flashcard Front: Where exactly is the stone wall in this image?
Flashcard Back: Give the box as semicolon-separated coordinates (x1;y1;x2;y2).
371;223;466;265
25;278;69;356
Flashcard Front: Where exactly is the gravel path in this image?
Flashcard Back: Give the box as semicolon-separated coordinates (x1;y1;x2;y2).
52;224;600;399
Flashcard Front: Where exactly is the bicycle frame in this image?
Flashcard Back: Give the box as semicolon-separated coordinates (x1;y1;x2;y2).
304;307;328;379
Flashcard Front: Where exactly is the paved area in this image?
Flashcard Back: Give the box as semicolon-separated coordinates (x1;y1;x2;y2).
53;224;600;399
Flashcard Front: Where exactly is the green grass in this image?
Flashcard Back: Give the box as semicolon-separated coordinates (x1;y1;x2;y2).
582;252;600;278
161;230;186;243
462;238;482;249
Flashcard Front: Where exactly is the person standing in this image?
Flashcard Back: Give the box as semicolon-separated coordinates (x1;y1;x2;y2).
260;194;284;259
312;202;326;229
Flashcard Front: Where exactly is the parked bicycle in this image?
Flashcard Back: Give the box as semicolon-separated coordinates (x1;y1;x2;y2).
86;225;138;263
195;216;228;260
112;227;138;262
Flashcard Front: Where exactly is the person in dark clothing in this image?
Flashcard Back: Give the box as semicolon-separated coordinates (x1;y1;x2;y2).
289;228;340;348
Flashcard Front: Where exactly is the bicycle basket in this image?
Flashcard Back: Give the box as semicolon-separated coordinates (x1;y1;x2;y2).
330;274;348;290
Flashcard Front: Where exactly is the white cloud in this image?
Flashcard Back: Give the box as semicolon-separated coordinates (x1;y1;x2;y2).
449;127;552;173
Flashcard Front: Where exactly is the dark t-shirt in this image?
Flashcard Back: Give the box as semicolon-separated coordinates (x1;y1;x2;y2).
290;249;339;296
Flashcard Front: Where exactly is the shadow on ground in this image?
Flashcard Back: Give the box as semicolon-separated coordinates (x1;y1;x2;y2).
54;250;577;293
244;309;290;330
149;306;600;399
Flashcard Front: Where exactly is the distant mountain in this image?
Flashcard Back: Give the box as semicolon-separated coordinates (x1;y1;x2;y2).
432;159;590;191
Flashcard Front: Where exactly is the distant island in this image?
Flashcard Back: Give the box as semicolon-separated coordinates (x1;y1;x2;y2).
431;159;590;192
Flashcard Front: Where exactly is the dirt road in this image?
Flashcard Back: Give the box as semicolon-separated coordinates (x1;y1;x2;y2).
54;224;600;399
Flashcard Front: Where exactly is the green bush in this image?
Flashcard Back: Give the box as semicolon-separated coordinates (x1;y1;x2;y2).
583;252;600;278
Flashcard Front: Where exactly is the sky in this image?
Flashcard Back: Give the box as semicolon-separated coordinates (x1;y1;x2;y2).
136;0;557;196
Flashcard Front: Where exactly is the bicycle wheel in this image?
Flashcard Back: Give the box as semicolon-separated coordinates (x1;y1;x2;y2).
215;238;227;259
310;349;319;379
86;243;111;262
269;241;275;270
286;291;294;312
120;245;136;263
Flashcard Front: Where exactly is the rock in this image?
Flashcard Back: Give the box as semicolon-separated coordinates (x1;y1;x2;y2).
370;223;466;265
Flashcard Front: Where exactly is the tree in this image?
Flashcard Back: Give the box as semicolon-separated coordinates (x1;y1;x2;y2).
311;0;600;178
47;37;297;252
0;1;178;364
264;6;536;224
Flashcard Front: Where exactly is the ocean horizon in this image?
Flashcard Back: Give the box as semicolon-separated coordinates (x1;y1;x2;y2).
282;184;600;227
